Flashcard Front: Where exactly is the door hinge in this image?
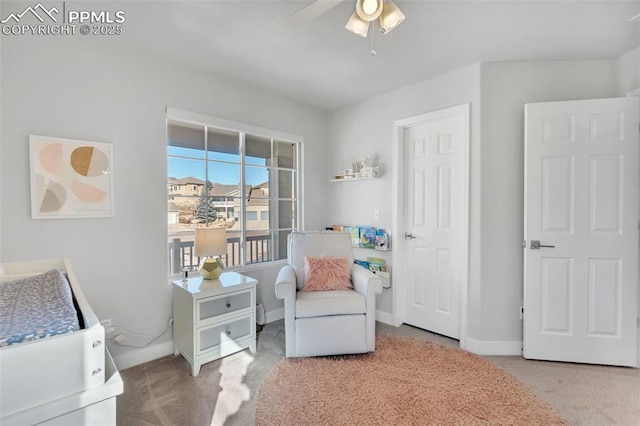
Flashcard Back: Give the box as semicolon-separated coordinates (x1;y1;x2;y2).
519;306;524;320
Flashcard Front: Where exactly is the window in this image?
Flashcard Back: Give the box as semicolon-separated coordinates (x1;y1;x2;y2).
166;109;302;274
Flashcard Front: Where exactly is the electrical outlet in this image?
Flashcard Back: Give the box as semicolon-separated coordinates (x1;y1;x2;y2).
113;334;126;343
100;319;112;328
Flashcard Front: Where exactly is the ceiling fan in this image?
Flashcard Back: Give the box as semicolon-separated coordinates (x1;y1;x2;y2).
285;0;405;38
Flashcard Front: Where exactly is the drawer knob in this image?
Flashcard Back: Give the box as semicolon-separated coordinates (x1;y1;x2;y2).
92;368;102;376
225;302;231;308
226;330;231;336
92;340;102;348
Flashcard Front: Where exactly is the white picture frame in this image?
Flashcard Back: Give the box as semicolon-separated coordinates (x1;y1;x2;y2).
29;135;114;219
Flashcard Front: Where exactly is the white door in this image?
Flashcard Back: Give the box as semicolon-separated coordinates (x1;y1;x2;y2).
403;105;469;339
523;97;639;366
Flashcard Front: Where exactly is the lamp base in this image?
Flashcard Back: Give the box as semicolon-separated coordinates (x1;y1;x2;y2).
198;256;225;280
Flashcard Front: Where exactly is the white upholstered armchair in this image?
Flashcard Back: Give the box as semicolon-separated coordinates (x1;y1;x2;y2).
275;231;383;358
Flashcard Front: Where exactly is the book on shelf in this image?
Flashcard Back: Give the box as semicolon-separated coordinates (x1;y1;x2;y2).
352;256;388;274
359;227;375;249
354;259;370;269
367;256;388;273
375;228;391;251
344;226;360;247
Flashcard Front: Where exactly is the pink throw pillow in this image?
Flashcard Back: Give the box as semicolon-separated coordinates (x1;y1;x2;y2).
303;256;352;292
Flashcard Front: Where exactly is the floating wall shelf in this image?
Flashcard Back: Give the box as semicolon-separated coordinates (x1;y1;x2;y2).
331;166;379;182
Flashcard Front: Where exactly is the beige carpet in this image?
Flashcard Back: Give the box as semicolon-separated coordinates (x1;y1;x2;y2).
255;335;565;425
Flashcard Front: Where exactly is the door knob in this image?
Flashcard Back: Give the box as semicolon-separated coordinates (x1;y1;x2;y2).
404;232;417;240
530;240;555;249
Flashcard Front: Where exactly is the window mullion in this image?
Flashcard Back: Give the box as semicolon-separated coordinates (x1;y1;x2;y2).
270;138;279;261
204;126;210;226
239;133;247;267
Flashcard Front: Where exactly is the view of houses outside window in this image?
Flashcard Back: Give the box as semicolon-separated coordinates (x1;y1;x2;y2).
167;119;300;274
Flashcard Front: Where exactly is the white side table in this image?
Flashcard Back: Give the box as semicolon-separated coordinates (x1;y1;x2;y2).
172;272;258;377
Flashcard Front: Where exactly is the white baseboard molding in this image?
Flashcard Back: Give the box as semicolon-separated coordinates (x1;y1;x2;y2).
464;338;522;356
265;308;284;324
376;310;394;325
113;340;174;370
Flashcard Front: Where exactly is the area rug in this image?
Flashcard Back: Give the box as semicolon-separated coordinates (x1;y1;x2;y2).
255;335;565;425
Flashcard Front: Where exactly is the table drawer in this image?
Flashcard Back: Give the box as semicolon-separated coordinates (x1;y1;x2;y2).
197;315;253;355
197;289;252;324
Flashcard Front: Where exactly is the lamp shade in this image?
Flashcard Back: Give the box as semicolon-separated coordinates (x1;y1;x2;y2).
345;11;370;37
356;0;383;22
194;227;227;258
379;0;405;34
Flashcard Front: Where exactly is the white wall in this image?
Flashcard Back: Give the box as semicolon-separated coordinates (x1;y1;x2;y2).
479;60;616;345
0;35;327;368
614;46;640;96
327;59;620;353
327;64;482;332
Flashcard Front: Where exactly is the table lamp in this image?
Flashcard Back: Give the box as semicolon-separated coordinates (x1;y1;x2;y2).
194;227;227;279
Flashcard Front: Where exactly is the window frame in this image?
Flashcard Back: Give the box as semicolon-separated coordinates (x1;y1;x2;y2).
166;107;304;273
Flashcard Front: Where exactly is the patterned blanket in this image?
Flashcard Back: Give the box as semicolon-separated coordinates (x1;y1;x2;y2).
0;269;80;347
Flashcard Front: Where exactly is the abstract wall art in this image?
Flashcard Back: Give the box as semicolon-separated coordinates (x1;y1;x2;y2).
29;135;114;219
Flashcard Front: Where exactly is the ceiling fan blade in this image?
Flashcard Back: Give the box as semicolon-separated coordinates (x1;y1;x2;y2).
283;0;344;25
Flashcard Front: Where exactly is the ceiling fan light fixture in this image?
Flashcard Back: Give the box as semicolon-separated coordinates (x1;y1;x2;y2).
379;0;405;34
356;0;384;22
346;11;370;37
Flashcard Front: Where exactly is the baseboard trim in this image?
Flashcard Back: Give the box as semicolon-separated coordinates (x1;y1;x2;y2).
376;310;393;325
266;308;284;324
113;340;174;370
464;338;522;356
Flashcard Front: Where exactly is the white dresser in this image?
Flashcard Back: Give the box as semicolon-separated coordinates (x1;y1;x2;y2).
172;272;258;376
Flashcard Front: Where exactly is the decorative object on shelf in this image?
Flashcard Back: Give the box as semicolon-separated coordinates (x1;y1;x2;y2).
331;166;379;181
359;156;378;178
194;227;227;279
332;156;379;181
29;135;114;219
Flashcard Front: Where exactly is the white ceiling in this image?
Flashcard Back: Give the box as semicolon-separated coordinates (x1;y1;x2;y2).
118;1;640;110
